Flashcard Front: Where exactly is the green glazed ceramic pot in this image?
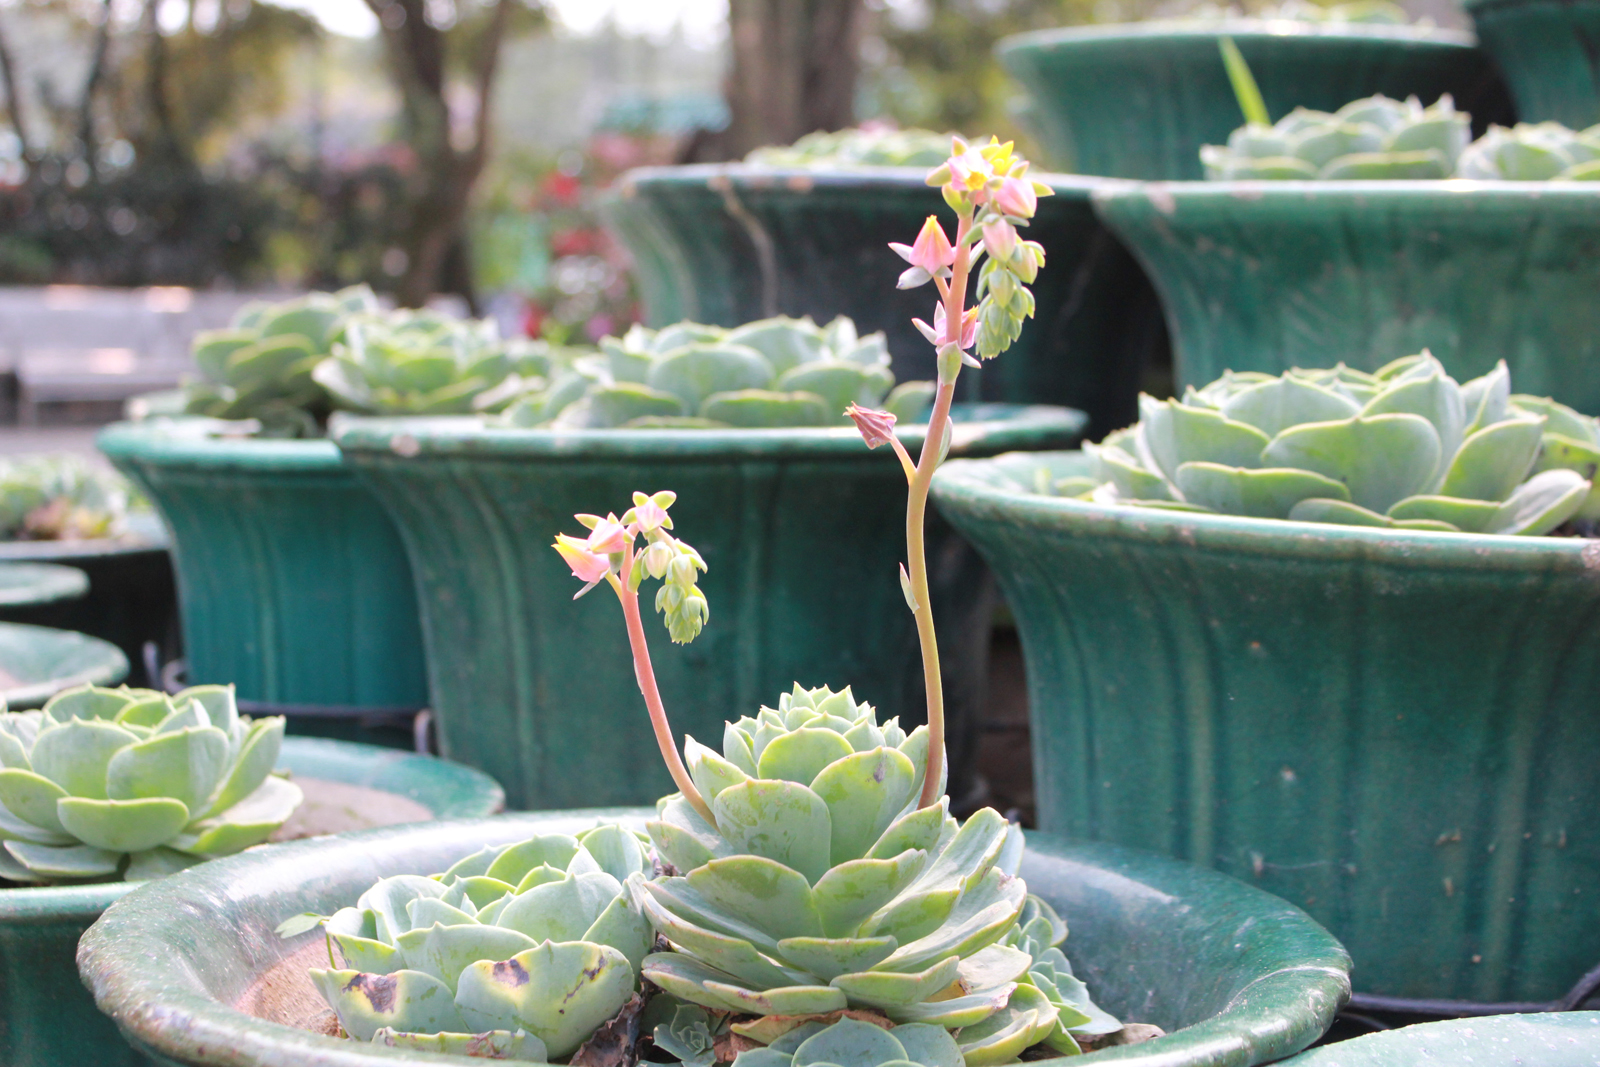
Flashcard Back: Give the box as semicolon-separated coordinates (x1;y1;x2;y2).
0;563;87;609
1287;1012;1600;1066
932;450;1600;1005
96;423;428;719
602;166;1165;438
78;808;1350;1067
333;404;1086;811
996;23;1513;181
0;736;503;1067
1466;0;1600;128
1092;182;1600;412
0;622;128;708
0;525;176;689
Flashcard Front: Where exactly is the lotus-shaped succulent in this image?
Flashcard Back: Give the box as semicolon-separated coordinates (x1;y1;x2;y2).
746;128;959;168
0;684;299;884
184;285;378;435
500;315;935;429
1456;122;1600;181
1053;353;1593;536
312;309;549;416
0;453;136;541
1202;94;1469;179
636;685;1037;1039
293;826;655;1061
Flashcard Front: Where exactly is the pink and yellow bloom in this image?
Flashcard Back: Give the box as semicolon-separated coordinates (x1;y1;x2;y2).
845;404;899;449
554;534;612;583
994;176;1038;218
889;216;957;274
934;302;979;350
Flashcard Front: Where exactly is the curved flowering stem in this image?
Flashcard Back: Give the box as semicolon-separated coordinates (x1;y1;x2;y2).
553;492;716;825
865;136;1052;809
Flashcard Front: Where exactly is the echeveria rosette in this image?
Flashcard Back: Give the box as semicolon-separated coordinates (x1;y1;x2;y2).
312;309;543;416
637;684;1047;1060
294;826;655;1061
1052;353;1593;536
0;453;136;541
0;684;299;884
1456;122;1600;181
500;314;936;430
185;284;377;436
1202;94;1470;180
746;128;959;168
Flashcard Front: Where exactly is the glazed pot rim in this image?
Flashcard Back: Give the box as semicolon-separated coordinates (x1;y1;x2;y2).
98;421;343;473
1461;0;1588;12
616;163;1129;199
934;450;1600;570
80;808;1350;1067
997;19;1475;53
0;736;503;919
1092;180;1600;208
331;404;1087;461
0;561;90;608
0;621;128;708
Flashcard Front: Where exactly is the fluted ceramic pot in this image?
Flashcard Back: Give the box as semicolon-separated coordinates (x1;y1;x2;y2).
997;22;1513;181
0;737;503;1067
97;423;428;732
79;809;1350;1067
933;450;1600;1006
1466;0;1600;128
1093;182;1600;413
602;166;1165;438
334;405;1086;811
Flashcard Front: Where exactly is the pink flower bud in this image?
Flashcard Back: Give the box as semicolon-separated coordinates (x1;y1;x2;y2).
995;176;1038;218
632;499;669;533
554;534;611;583
890;216;957;275
585;513;630;554
846;404;899;449
982;219;1018;263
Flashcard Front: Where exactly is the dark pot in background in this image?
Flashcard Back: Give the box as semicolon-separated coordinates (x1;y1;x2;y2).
1466;0;1600;129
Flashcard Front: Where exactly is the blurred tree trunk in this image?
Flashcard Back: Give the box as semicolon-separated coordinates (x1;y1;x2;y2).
78;0;114;167
0;13;30;163
720;0;864;158
364;0;513;309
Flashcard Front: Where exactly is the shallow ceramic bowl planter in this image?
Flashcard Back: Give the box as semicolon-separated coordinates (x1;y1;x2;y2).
0;622;129;708
1466;0;1600;129
97;423;428;735
933;450;1600;1007
0;522;176;689
0;563;88;610
334;404;1085;811
1093;181;1600;413
997;23;1513;181
602;166;1165;437
1285;1011;1600;1066
79;808;1351;1067
0;736;503;1067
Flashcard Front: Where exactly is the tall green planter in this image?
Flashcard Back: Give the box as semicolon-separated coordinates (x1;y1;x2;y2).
932;451;1600;1006
1467;0;1600;128
603;166;1164;437
997;24;1513;181
0;622;128;708
0;736;502;1067
334;405;1085;811
96;423;428;723
78;809;1350;1067
0;527;177;689
1092;182;1600;412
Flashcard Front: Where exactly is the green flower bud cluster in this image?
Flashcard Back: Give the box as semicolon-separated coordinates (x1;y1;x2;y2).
283;826;655;1062
644;530;710;646
0;454;138;542
501;315;935;430
1457;122;1600;180
0;683;298;884
1045;353;1594;536
973;233;1044;361
312;309;557;416
746;128;960;168
1202;94;1469;179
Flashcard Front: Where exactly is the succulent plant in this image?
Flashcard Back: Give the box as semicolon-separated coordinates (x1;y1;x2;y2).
1456;122;1600;180
1052;353;1594;536
1504;393;1600;534
312;309;554;416
735;1017;966;1067
1201;94;1469;179
500;315;936;430
0;684;299;884
184;285;378;435
746;128;960;168
291;826;655;1061
636;686;1043;1052
0;454;137;541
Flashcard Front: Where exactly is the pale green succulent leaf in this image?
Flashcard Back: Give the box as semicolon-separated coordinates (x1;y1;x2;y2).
1151;400;1272;479
637;876;784;953
444;876;517;912
649;795;734;873
959;943;1035;992
858;885;960;945
485;835;582;887
685;854;823;941
497;870;622;945
713;779;833;885
637;888;809;988
1438;416;1545;502
359;875;449;942
455;942;635;1059
1086;444;1172;501
648;344;774;411
409;897;477;929
173;775;304;856
105;726;230;812
791;1017;907;1067
701;390;832;427
0;768;69;833
883;983;1014;1026
1488;468;1591;535
120;846;200;882
867;802;947;861
759;728;857;788
890;1023;965;1067
441;846;500;883
1287;498;1395;528
1173;463;1350;519
1511;395;1596;443
809;747;918;868
831;954;961;1009
576;824;651;882
1461;362;1511;434
56;796;189;852
908;807;1008;897
394;922;539;993
876;869;1027;973
642;951;764;1014
735;1049;795;1067
199;716;284;819
775;936;899;980
1385;495;1500;532
1220;375;1360;438
114;696;176;729
42;685;131;724
372;1027;546;1061
312;968;464;1042
812;851;928;938
5;840;121;878
0;801;73;844
582;887;655;973
775;363;889;420
701;980;848;1016
958;985;1056;1066
30;718;140;799
1263;413;1440;512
